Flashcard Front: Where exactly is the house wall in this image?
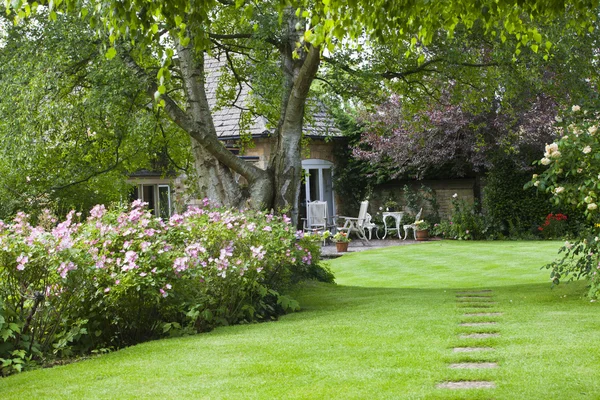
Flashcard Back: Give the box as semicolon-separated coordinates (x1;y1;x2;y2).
242;137;337;169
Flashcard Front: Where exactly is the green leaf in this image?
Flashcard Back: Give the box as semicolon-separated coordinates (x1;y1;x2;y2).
105;47;117;60
531;44;539;53
157;85;166;95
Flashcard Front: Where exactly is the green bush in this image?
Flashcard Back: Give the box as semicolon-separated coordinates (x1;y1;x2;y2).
0;202;331;375
484;158;551;236
432;196;492;240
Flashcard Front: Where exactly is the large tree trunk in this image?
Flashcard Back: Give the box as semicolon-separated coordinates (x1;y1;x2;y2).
269;12;321;223
190;138;243;207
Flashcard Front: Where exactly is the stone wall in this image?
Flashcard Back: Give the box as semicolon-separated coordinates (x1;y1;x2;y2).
371;179;477;219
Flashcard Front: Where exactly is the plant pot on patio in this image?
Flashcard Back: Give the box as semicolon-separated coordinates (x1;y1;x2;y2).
336;241;349;252
416;229;429;241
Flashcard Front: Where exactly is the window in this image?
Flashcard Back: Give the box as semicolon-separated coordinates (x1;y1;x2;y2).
133;183;173;219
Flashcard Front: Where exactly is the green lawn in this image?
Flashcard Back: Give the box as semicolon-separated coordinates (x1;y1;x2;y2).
2;241;599;399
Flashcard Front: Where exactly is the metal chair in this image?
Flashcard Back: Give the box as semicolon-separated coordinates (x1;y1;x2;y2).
402;208;423;240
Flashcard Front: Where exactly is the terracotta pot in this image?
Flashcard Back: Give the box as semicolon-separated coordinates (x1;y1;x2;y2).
336;241;349;252
416;229;429;241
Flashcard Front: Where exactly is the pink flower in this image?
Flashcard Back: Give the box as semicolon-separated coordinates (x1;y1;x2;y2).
104;287;110;293
250;245;266;260
16;253;29;270
58;261;77;278
166;283;172;290
89;204;106;219
263;226;272;232
173;257;190;272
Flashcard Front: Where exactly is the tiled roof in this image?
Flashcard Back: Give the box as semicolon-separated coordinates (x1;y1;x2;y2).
205;55;341;138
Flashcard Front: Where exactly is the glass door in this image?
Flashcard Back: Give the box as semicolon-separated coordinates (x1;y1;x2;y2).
301;159;336;228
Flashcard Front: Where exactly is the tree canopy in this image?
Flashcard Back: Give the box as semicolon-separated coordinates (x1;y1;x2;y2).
0;12;191;218
2;0;598;220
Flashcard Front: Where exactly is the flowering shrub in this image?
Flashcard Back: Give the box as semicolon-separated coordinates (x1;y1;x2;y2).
537;213;568;239
415;220;430;231
0;201;332;375
529;104;600;297
332;232;350;243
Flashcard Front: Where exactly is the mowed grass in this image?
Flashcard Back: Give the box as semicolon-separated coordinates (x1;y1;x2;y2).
1;241;599;399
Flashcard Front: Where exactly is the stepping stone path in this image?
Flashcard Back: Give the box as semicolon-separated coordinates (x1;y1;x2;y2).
453;347;494;353
437;289;502;392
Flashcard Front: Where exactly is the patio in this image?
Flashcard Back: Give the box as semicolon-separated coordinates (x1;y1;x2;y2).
320;237;432;258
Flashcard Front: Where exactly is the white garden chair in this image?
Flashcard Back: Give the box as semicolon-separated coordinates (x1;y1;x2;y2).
336;200;372;242
402;208;423;240
303;201;334;242
364;213;379;240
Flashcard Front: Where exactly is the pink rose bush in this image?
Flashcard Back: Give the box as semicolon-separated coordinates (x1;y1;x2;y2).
528;104;600;298
0;202;331;375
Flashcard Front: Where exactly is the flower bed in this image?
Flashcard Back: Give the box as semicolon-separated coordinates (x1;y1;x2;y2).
0;201;332;375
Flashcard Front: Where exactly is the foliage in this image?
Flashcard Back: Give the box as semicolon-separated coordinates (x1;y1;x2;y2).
0;13;191;221
537;213;569;239
483;157;555;236
435;195;491;240
331;109;378;215
529;103;600;297
414;220;430;231
332;232;350;243
4;0;596;215
0;202;331;375
353;90;561;180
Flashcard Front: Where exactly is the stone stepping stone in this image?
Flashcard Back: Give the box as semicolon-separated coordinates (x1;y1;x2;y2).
464;312;503;317
437;381;496;389
449;362;498;369
456;296;494;301
453;347;494;353
458;304;495;308
460;322;498;327
456;290;493;294
460;332;500;339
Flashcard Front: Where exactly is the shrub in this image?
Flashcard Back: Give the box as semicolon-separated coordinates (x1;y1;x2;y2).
537;213;569;239
433;195;492;240
0;201;331;375
484;158;552;236
530;103;600;298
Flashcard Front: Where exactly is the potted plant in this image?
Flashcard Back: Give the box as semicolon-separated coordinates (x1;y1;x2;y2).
384;199;399;212
415;220;430;241
333;231;351;252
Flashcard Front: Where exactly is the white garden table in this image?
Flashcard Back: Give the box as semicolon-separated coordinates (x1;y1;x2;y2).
382;211;404;239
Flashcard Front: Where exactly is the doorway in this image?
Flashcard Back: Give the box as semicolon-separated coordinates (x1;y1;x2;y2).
300;159;336;227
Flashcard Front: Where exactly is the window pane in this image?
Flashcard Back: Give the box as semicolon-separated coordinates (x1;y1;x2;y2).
142;185;156;216
158;185;171;219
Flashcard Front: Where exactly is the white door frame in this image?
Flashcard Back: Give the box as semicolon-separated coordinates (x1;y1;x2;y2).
302;159;336;217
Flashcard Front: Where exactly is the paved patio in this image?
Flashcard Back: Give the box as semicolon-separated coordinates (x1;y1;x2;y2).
320;238;432;258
